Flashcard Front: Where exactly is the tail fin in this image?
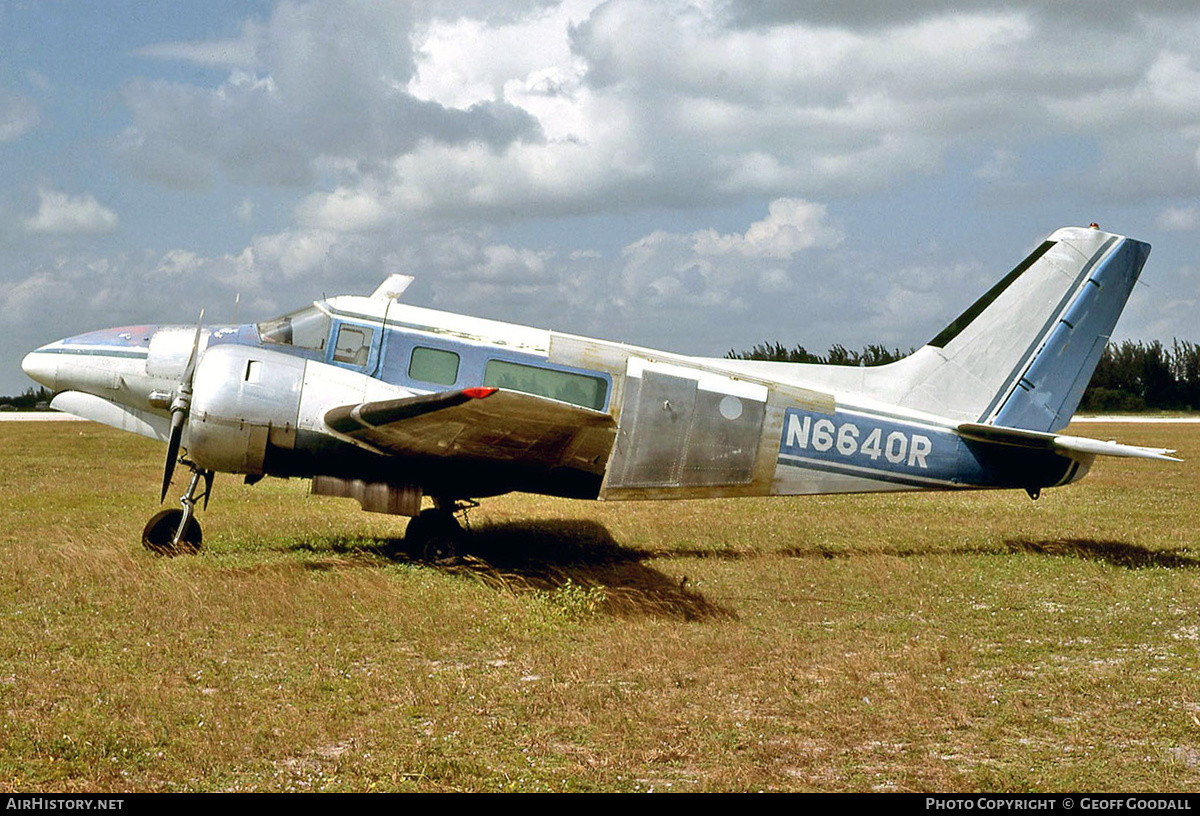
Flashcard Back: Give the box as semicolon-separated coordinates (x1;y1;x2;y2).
886;226;1150;432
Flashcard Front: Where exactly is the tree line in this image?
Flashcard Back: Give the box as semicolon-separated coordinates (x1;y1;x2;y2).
0;386;53;411
1082;340;1200;412
727;341;911;367
727;339;1200;412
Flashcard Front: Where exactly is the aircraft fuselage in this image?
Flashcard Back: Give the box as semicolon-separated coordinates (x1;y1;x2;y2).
22;227;1176;551
21;289;1081;505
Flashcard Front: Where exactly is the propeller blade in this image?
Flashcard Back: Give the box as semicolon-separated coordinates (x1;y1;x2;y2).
160;310;204;504
181;309;205;385
160;411;184;503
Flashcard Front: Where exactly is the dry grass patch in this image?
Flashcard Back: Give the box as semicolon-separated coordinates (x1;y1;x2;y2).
0;420;1197;791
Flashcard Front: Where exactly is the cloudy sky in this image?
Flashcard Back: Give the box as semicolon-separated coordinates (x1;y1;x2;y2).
3;0;1199;395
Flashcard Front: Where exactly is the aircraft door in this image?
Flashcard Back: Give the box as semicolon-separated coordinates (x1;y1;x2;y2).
329;320;381;373
605;359;767;491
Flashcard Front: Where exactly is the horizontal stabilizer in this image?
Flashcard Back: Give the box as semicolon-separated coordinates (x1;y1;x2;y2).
957;422;1180;462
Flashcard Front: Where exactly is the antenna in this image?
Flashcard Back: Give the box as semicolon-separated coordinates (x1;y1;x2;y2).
371;295;393;378
232;292;240;324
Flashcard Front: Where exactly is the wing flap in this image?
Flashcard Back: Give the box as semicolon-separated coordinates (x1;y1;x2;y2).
325;388;617;473
957;422;1180;462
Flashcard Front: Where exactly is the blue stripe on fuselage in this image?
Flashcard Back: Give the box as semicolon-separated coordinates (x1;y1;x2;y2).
36;346;148;360
778;407;962;485
776;406;1075;490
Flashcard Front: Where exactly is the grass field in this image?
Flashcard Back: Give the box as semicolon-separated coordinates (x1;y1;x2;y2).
0;420;1197;792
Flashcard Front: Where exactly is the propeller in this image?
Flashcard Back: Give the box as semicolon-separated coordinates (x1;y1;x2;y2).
160;311;204;503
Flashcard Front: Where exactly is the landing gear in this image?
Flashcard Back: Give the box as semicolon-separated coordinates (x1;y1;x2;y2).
403;499;472;561
142;508;202;554
143;465;213;556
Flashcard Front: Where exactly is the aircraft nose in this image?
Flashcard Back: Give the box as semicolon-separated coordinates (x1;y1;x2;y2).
21;348;58;390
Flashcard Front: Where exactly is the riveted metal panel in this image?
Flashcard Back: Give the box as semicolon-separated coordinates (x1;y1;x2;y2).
606;361;768;490
680;388;765;485
147;327;210;378
188;345;306;474
610;370;698;487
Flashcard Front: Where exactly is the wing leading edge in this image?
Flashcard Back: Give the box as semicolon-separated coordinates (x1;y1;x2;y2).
324;387;617;475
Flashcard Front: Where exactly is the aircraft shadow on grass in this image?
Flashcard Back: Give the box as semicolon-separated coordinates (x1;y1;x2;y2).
780;538;1200;570
293;519;735;622
1003;538;1200;569
286;525;1196;622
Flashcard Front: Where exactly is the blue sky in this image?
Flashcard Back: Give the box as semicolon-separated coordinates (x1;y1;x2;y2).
3;0;1199;395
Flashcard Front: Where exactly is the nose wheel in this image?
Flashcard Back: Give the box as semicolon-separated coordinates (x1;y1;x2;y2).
142;508;202;554
143;466;212;556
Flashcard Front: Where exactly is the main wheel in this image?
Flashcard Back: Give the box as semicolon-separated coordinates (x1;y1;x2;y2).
142;508;202;556
404;509;464;561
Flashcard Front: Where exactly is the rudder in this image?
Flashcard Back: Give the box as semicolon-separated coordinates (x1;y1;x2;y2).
986;235;1150;431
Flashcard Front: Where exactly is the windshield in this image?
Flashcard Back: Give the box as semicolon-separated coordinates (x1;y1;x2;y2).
257;304;331;351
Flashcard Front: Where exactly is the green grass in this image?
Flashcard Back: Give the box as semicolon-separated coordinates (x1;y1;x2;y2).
0;421;1197;791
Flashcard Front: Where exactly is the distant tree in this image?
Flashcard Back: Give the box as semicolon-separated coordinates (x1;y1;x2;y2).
1140;340;1176;409
727;341;909;366
1079;339;1199;412
1172;340;1200;410
859;344;907;367
0;386;53;410
727;341;827;364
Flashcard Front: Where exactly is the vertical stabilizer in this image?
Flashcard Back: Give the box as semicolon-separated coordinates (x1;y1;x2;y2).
890;227;1150;431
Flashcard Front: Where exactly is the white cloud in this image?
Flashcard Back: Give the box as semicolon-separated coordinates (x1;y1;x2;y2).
290;0;1200;219
249;229;342;280
108;0;1200;224
297;185;389;232
24;188;119;235
617;197;842;311
0;92;39;142
155;249;205;276
1157;205;1200;231
975;148;1018;182
131;37;259;69
692;198;844;259
118;1;541;190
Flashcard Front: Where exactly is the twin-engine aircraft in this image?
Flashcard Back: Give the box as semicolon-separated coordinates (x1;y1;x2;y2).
22;225;1178;557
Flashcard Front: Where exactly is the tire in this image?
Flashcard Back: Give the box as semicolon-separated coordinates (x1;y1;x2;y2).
404;509;463;561
142;508;202;556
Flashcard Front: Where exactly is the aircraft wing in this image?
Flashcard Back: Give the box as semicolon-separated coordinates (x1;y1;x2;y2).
324;387;617;474
957;422;1181;462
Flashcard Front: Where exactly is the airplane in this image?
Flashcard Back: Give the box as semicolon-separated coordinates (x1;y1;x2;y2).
20;225;1179;559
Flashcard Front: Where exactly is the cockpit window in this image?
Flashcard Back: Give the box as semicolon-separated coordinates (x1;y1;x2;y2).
257;305;331;351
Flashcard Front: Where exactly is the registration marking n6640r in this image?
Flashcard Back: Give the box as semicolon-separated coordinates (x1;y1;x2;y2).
784;414;932;469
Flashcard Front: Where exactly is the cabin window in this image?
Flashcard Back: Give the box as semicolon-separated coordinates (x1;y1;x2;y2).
409;346;459;385
257;305;330;351
333;325;374;366
483;359;607;410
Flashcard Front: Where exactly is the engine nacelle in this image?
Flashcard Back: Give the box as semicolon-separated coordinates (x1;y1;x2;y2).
188;345;306;475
